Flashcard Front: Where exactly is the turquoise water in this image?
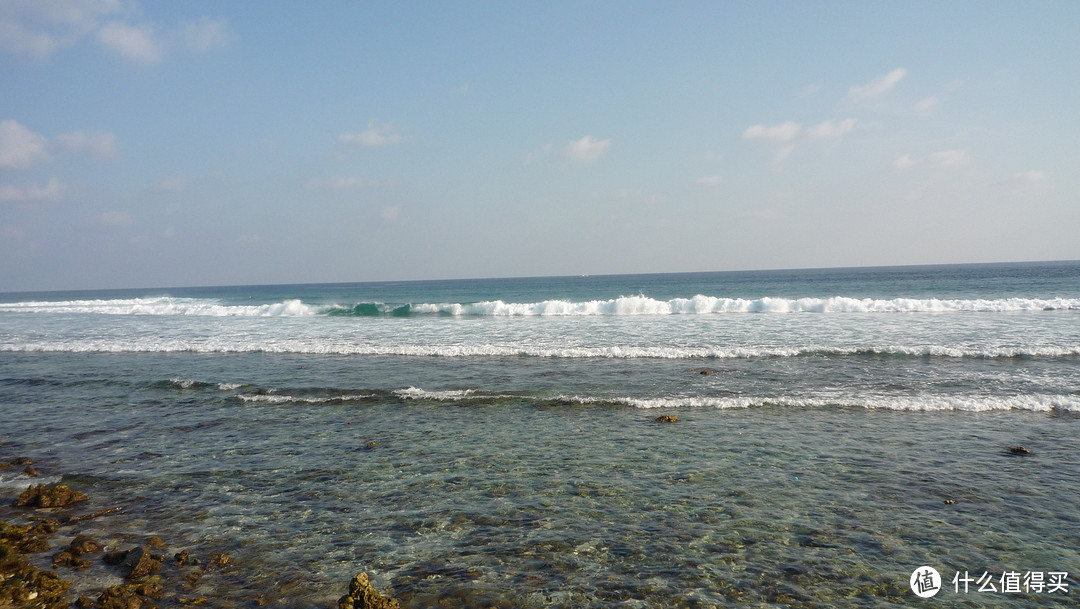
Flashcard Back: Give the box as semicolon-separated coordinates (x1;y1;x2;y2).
2;261;1080;606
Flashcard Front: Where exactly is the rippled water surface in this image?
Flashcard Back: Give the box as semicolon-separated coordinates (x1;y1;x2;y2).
2;262;1079;606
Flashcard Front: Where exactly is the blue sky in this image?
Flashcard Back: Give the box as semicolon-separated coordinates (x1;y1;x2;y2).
2;1;1078;290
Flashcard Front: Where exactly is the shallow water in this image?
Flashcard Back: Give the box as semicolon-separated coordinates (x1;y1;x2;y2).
2;262;1079;606
2;351;1079;607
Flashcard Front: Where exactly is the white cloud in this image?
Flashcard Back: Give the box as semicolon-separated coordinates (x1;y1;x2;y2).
772;144;795;164
742;121;801;143
0;0;125;58
848;67;907;101
0;1;230;63
893;153;918;171
894;150;972;171
380;206;401;222
340;121;407;148
741;208;781;222
806;118;856;139
914;96;939;116
179;16;230;53
156;175;188;192
0;177;67;204
96;21;162;64
305;176;379;190
1015;169;1048;182
56;129;117;157
929;149;970;167
563;135;611;164
0;120;52;168
96;210;133;227
696;175;723;186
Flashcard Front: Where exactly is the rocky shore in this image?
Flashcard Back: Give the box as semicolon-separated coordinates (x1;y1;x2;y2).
1;457;400;609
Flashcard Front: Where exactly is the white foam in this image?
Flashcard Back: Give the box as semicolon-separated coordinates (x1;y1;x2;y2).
394;387;477;400
3;340;1077;359
0;473;62;490
3;295;1079;317
620;394;1080;412
0;297;317;316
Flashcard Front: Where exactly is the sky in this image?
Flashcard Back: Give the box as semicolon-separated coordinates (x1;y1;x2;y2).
2;1;1079;291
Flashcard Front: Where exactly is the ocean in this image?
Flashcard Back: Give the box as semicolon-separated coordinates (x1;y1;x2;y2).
2;261;1079;607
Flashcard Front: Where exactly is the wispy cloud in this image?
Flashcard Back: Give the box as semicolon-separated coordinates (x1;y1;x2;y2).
1015;169;1048;183
305;176;384;190
848;67;907;101
96;210;134;228
0;177;67;205
0;0;123;58
97;21;162;64
696;175;723;186
928;149;970;167
179;16;230;53
806;118;857;139
914;96;939;117
340;121;407;147
156;175;188;192
894;149;971;171
893;153;918;171
563;135;611;164
55;129;117;157
380;206;402;222
743;119;856;165
742;121;801;143
0;120;51;168
0;2;230;63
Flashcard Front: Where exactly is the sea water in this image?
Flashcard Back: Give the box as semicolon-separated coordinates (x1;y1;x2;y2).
2;261;1079;607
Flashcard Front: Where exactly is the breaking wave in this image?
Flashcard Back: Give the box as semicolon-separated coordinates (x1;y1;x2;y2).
4;341;1077;359
3;295;1080;317
225;384;1080;413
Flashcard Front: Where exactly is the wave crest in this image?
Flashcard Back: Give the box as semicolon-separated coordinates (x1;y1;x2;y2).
5;295;1078;317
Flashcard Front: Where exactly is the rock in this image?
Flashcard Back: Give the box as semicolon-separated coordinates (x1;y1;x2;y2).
655;415;679;423
147;536;167;549
23;465;38;477
69;535;103;555
338;573;401;609
132;582;163;598
174;549;191;565
103;550;129;565
17;535;50;553
1008;445;1031;455
97;585;144;609
11;457;34;466
943;499;957;505
52;549;92;569
121;546;163;581
75;595;96;608
28;518;60;535
12;484;89;508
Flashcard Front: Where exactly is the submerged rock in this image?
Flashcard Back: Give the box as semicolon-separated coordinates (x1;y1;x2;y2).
1008;445;1032;455
53;534;102;569
70;534;103;555
121;545;164;581
12;484;89;508
97;585;143;609
655;415;679;423
338;573;401;609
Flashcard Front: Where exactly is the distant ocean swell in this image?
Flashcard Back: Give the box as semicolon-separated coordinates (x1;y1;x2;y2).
3;295;1080;316
2;341;1078;359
